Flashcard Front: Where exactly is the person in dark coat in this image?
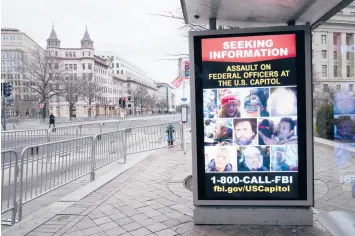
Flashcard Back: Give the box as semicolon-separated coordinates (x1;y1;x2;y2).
49;113;55;128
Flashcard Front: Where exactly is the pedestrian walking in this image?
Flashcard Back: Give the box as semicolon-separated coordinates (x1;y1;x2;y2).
49;113;55;128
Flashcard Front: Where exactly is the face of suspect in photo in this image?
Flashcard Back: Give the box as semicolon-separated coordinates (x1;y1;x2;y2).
220;95;240;117
275;151;285;164
234;120;256;145
277;118;295;139
214;148;231;171
214;120;232;139
244;147;263;170
207;91;215;101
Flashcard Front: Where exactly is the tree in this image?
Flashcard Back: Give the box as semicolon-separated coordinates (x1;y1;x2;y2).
82;76;102;117
157;100;168;114
18;48;65;119
61;77;85;120
96;96;111;116
132;86;150;114
316;104;334;140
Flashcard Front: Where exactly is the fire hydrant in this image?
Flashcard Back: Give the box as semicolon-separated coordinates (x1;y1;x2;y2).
166;124;175;146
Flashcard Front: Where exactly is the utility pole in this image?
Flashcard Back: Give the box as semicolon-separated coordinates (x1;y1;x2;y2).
1;96;6;131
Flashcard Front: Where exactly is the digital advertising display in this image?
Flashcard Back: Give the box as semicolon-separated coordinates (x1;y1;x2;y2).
190;26;313;206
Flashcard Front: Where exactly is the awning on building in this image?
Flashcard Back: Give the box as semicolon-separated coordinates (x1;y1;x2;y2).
180;0;354;30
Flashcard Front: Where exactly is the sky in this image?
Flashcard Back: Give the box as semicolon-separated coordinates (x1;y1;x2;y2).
1;0;190;103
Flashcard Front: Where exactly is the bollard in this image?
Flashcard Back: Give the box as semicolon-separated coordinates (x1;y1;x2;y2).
166;124;175;146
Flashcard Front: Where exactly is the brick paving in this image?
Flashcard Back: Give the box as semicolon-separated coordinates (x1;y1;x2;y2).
22;143;355;236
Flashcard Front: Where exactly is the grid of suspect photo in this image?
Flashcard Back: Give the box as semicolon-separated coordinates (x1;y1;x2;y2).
203;86;299;173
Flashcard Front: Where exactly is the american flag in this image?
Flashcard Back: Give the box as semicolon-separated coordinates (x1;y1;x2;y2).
171;76;189;88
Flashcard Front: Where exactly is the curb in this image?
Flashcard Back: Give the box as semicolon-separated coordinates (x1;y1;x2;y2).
314;137;355;153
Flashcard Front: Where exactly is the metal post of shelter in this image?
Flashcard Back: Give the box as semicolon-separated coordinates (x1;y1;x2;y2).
209;18;217;30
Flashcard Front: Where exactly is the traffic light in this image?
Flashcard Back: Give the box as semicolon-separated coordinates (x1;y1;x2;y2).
2;83;13;97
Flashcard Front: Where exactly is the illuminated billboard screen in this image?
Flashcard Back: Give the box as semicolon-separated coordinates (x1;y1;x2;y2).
192;29;311;202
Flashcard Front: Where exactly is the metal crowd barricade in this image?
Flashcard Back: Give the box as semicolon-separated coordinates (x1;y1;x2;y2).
17;136;94;221
1;129;49;151
1;150;19;225
1;121;183;225
126;122;182;154
91;130;126;181
100;121;119;133
80;122;102;136
48;125;80;142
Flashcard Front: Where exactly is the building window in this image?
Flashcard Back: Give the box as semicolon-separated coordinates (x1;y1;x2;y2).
69;64;73;70
65;64;68;70
54;63;58;69
88;51;91;56
349;84;353;91
88;63;92;69
73;52;76;57
336;85;341;91
321;35;327;44
74;64;77;70
346;52;350;60
322;65;327;77
333;34;338;45
65;52;68;57
323;84;328;92
346;35;351;45
347;66;351;77
55;51;58;56
321;50;327;59
82;63;86;70
55;41;58;46
334;66;338;77
116;63;119;68
69;52;72;57
333;51;338;60
121;70;123;74
88;42;91;46
112;63;114;68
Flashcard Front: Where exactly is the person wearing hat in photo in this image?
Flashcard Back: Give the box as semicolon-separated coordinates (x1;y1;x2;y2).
243;93;264;118
259;117;298;145
238;146;269;171
204;90;218;119
271;147;291;171
219;94;241;118
211;119;233;146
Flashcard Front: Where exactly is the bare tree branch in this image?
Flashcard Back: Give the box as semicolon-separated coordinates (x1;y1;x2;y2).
82;75;102;117
18;48;65;119
60;76;86;120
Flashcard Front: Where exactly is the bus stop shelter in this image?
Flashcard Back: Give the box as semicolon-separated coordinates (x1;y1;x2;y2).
180;0;354;30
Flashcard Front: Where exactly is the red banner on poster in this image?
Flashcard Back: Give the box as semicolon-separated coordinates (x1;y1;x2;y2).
202;34;296;63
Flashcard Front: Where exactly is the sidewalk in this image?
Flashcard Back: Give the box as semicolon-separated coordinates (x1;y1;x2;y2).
4;143;354;236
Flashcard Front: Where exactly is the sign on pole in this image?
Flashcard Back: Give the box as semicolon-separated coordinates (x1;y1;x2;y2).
181;104;188;123
190;26;313;207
